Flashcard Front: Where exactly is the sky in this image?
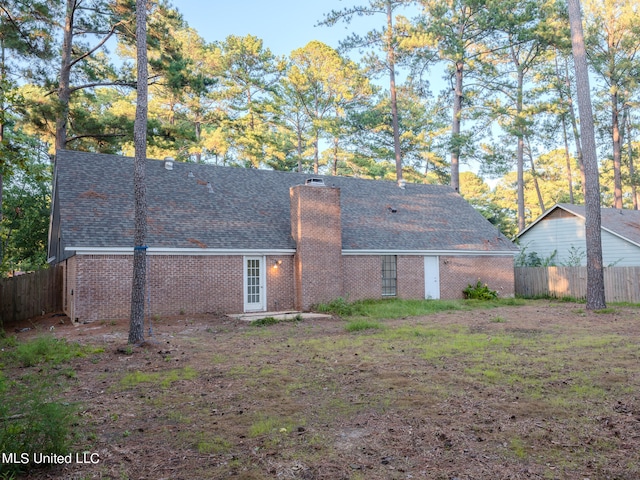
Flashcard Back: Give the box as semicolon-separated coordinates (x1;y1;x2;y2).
173;0;412;58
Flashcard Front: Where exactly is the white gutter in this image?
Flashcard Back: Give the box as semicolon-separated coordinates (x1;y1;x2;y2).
65;247;517;257
65;247;296;256
342;249;518;256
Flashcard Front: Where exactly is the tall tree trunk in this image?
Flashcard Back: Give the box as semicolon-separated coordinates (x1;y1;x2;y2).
313;130;319;174
626;106;638;210
611;89;623;208
555;53;574;203
332;136;339;176
567;0;606;310
526;138;545;214
515;58;525;231
386;1;402;183
129;0;148;344
297;126;303;173
194;121;201;163
562;117;575;203
296;124;302;173
564;56;586;191
0;38;5;267
56;0;75;152
451;60;463;193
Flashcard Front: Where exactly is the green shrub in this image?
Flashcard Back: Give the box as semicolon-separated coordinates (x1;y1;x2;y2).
463;280;498;300
251;316;280;327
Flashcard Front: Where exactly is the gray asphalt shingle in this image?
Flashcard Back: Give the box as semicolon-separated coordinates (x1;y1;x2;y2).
53;150;517;254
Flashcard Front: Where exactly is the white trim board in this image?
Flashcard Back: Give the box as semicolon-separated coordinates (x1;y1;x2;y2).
65;247;517;257
65;247;296;256
341;249;518;256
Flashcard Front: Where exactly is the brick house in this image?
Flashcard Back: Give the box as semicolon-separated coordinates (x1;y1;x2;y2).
48;150;518;323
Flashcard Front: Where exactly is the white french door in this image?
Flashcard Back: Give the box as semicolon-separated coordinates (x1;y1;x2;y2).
244;256;266;312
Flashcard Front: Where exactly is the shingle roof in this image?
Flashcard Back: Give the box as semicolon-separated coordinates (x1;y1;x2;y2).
52;150;517;254
555;203;640;246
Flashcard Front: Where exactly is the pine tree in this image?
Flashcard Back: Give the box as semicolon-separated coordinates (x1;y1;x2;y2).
129;0;148;344
567;0;606;310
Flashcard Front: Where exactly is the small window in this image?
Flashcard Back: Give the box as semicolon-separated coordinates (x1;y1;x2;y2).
382;255;397;296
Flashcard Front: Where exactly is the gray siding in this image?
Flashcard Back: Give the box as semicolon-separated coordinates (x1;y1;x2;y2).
519;216;640;266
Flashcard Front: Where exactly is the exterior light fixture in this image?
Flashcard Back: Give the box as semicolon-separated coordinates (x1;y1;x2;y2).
273;259;282;269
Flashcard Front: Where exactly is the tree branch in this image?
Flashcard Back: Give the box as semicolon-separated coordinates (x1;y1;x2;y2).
66;133;128;143
69;80;136;93
69;21;125;68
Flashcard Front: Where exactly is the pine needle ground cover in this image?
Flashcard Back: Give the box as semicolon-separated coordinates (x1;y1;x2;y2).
3;299;640;480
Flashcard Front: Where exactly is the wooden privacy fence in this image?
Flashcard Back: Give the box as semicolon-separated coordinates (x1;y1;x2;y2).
515;266;640;303
0;267;63;325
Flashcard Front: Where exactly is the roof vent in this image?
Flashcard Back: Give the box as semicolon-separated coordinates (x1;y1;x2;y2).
207;182;214;193
164;156;175;170
188;170;194;178
305;178;325;187
398;179;406;189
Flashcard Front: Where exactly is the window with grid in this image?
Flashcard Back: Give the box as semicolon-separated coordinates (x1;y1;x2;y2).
382;255;397;296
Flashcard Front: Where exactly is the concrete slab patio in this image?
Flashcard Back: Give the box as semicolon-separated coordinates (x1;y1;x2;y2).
229;311;333;322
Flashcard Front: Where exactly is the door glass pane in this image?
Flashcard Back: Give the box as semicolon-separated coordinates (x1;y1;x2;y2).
247;259;261;304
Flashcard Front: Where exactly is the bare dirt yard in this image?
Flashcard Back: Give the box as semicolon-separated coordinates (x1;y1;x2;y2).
8;299;640;480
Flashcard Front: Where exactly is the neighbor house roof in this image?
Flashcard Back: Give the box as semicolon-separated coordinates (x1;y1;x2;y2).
50;150;517;259
517;203;640;247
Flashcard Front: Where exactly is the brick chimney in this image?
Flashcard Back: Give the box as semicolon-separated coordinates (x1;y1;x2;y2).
290;183;343;310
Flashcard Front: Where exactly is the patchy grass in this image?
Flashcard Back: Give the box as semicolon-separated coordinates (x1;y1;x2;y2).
119;366;198;389
315;297;528;321
0;335;99;476
344;319;383;332
10;335;91;367
5;300;640;479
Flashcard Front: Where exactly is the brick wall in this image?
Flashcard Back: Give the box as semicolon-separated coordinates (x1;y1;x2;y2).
266;255;295;312
397;256;425;299
343;256;381;301
65;251;514;322
148;255;243;316
440;255;515;299
290;185;343;310
69;254;296;322
343;255;426;301
75;255;132;321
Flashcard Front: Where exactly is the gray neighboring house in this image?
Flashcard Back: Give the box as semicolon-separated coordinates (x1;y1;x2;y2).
517;203;640;266
48;150;518;322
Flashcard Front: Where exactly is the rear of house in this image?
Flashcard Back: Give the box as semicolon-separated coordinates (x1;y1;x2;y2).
48;150;518;323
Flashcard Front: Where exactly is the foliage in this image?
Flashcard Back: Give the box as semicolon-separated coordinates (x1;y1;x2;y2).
562;244;585;266
1;150;51;275
2;0;638;277
515;243;558;267
12;335;86;368
314;297;363;317
0;377;76;475
463;280;498;300
251;314;304;327
0;333;90;475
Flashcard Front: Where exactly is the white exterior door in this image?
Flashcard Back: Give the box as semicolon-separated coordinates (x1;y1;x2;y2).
244;256;266;312
424;256;440;299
